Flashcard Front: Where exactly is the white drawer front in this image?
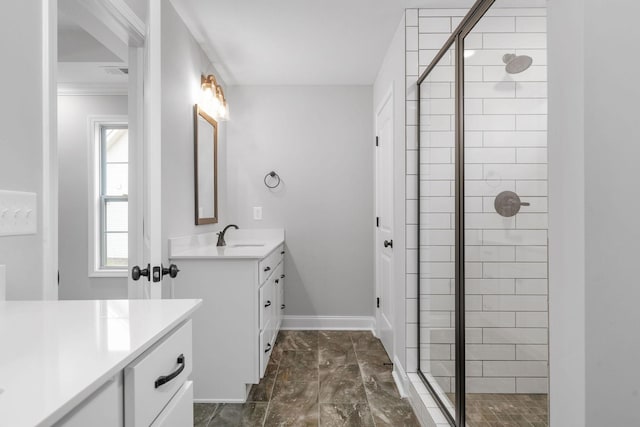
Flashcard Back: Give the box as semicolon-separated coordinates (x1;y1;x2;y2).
258;244;284;284
259;326;275;378
259;279;275;331
150;381;193;427
125;321;193;427
273;264;284;329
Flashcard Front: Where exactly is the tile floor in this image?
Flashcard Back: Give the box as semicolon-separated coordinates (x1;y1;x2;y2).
193;330;420;427
465;393;548;427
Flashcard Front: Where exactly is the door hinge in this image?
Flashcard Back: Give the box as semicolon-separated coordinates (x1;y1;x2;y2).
376;217;380;227
376;297;380;308
375;136;379;147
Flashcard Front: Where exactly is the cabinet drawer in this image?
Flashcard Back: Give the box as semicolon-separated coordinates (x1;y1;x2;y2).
258;244;284;284
124;321;193;427
150;381;193;427
259;278;275;330
259;327;274;378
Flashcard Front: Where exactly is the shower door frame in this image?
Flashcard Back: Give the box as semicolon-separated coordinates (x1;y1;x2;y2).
416;0;496;425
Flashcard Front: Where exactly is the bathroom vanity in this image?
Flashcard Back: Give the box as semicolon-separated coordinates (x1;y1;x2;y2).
0;299;201;427
169;229;285;402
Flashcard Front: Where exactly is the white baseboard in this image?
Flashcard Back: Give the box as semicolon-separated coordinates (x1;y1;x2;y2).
193;398;246;404
281;315;376;331
392;355;409;398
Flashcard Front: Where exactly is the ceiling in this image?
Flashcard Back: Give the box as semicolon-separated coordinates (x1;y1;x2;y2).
171;0;474;86
57;10;128;85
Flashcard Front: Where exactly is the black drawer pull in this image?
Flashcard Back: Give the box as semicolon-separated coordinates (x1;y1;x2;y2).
275;279;279;284
154;354;185;389
264;266;271;272
264;300;272;307
281;304;286;310
281;251;285;255
281;274;285;279
265;343;272;353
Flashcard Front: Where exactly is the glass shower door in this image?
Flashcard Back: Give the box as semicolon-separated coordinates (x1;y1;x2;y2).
462;3;549;425
418;42;458;423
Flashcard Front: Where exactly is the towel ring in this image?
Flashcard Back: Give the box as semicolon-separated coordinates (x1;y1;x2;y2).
264;171;281;189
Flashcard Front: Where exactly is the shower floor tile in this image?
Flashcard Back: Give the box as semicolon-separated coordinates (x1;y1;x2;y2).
464;393;549;427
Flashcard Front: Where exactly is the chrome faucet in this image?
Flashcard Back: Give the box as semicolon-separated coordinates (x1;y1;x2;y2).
216;224;239;247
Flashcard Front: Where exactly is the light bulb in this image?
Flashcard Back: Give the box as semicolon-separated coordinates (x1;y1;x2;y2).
209;96;221;115
217;102;227;119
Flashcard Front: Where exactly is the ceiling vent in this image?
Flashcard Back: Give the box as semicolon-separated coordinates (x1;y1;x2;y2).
102;66;129;75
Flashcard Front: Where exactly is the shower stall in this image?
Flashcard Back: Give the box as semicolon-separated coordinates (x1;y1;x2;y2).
415;0;548;425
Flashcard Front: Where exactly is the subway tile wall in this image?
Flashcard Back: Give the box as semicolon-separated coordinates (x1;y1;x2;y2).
405;6;548;395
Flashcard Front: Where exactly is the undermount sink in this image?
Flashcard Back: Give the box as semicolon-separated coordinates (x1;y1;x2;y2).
226;243;265;248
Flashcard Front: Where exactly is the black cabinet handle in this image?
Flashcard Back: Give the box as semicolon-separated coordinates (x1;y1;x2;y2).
264;266;271;272
265;343;272;353
154;354;185;388
281;251;285;255
281;274;285;279
264;300;271;307
281;304;286;310
275;279;279;284
384;240;393;248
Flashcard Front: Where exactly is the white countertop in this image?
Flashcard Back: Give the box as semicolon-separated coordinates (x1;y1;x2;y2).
169;228;284;260
0;299;201;427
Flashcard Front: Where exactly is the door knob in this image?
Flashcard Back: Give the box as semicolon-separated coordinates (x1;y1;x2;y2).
162;264;180;279
132;264;150;281
384;240;393;248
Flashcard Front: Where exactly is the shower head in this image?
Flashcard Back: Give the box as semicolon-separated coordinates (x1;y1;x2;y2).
502;53;533;74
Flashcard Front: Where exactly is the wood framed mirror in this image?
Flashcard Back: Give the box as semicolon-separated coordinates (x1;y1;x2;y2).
194;105;218;225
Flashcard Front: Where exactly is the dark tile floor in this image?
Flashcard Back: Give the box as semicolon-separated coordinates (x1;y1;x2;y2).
465;393;549;427
194;330;420;427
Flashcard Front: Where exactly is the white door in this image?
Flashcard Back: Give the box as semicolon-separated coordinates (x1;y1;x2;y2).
375;90;394;355
127;0;164;299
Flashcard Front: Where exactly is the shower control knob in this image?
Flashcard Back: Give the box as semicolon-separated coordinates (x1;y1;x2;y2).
494;191;530;217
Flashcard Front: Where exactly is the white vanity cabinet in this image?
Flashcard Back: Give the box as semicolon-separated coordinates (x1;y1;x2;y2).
55;321;194;427
0;300;201;427
169;229;285;402
258;255;285;376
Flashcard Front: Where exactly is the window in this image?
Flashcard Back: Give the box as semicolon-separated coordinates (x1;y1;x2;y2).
89;117;129;276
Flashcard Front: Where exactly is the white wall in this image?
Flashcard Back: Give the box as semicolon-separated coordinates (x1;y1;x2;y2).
549;1;640;425
226;86;374;317
160;0;228;283
547;0;585;424
57;95;128;300
373;18;407;369
0;2;45;300
583;1;640;425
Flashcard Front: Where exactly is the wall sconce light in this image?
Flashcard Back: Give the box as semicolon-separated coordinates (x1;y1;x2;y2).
200;74;229;121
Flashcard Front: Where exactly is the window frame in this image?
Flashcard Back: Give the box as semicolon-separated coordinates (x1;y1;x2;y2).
88;116;129;278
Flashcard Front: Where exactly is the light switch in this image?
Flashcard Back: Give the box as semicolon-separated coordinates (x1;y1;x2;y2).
253;207;263;221
0;190;37;236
